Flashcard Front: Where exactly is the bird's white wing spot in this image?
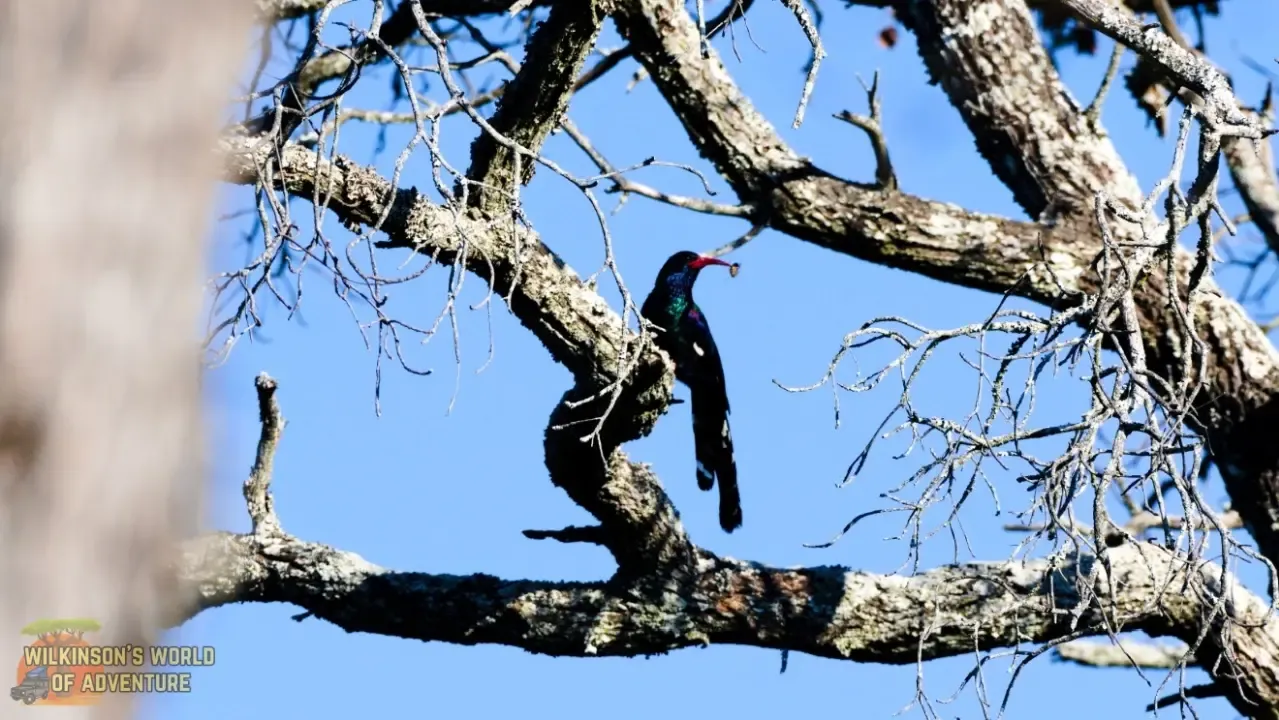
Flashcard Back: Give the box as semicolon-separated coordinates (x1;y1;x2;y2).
693;342;705;357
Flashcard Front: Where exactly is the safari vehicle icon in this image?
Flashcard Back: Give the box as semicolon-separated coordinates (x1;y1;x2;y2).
10;665;50;704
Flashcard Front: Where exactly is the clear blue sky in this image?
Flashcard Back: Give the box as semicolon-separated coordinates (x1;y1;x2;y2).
142;2;1278;718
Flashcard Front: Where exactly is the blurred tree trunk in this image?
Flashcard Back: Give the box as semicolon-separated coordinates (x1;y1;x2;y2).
0;2;251;717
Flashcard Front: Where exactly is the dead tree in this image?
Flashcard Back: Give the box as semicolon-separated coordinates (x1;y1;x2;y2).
191;0;1279;716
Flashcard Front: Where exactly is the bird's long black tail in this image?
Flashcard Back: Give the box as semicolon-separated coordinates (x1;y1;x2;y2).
691;387;741;532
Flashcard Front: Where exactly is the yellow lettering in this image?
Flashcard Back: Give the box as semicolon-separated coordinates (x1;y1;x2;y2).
58;670;197;694
61;646;90;666
22;647;45;667
97;646;122;666
131;646;144;666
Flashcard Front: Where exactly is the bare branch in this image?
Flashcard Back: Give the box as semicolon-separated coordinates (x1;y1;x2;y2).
1225;106;1279;255
778;0;825;128
1056;639;1189;669
522;525;608;545
1005;510;1244;537
560;118;756;219
243;0;423;143
1147;683;1226;712
244;373;285;535
834;72;896;190
1084;42;1126;123
179;373;1279;720
897;0;1145;215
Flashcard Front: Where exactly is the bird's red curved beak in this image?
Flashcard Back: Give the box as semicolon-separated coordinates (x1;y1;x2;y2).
689;255;731;270
690;255;740;277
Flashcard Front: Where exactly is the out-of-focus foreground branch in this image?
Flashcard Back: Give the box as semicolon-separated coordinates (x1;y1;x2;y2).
0;2;252;719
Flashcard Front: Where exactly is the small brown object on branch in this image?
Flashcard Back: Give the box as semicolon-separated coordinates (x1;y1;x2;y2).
878;26;898;49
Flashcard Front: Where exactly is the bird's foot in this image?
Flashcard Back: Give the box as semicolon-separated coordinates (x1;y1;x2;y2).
669;397;686;405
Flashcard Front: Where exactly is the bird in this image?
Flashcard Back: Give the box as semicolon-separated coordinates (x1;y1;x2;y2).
641;250;742;533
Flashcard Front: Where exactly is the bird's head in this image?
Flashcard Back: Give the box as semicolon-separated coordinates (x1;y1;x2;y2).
657;251;739;285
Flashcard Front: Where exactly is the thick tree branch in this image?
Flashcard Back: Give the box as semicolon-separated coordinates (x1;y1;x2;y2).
464;0;605;210
898;0;1145;215
175;380;1279;718
179;530;1279;675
